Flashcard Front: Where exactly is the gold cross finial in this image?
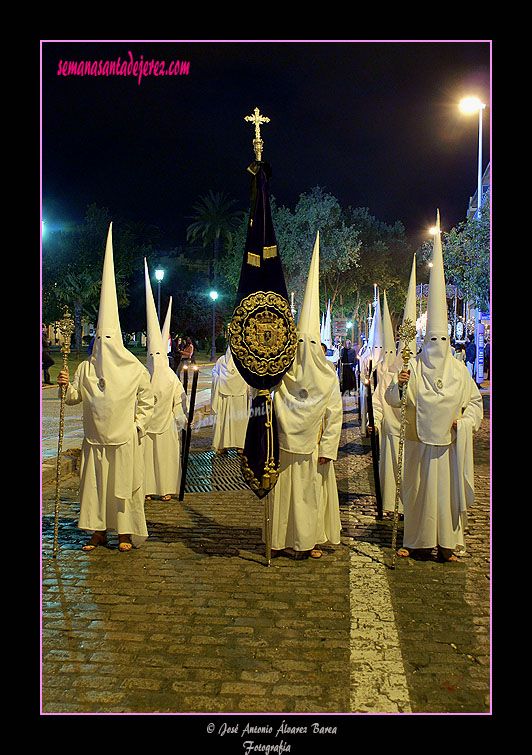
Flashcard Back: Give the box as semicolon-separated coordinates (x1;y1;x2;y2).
245;107;270;161
398;318;417;367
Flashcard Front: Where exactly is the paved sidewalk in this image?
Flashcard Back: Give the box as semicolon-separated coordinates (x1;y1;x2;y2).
41;389;490;718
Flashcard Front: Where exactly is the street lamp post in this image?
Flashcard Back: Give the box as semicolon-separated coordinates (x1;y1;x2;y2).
209;290;218;362
155;268;164;321
459;96;487;385
459;96;486;220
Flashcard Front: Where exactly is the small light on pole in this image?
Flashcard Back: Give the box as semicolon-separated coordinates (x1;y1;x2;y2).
459;96;486;220
155;268;164;321
210;290;218;362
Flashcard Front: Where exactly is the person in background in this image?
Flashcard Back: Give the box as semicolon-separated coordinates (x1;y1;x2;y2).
465;336;476;378
454;343;466;363
211;346;249;455
340;339;356;395
177;337;194;379
42;324;54;385
171;335;183;373
483;339;490;380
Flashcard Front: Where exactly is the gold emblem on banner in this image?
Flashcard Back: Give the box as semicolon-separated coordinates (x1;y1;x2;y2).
229;291;297;377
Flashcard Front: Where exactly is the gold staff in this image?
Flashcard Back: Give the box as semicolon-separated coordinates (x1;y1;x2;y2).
52;307;75;559
391;318;417;569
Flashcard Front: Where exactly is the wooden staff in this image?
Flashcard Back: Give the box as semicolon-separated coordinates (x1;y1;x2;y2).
178;364;199;501
180;364;188;461
264;490;272;567
365;359;383;520
52;308;75;559
391;318;417;569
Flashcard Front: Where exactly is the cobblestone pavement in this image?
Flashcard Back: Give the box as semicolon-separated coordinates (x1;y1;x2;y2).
41;389;490;722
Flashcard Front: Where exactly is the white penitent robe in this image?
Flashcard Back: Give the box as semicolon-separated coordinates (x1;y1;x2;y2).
316;380;344;545
143;371;187;496
64;359;154;546
211;350;249;452
372;356;403;513
270;349;342;552
385;356;483;553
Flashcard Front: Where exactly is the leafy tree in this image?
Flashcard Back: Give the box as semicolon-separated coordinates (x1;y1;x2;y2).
42;204;156;349
217;187;414;341
275;187;361;314
217;187;361;315
342;206;412;334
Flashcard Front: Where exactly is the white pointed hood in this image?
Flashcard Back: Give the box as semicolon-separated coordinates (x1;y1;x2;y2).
416;210;455;445
161;296;172;357
145;258;182;434
381;291;396;370
397;254;417;358
212;345;248;404
369;292;383;366
84;223;145;445
274;231;339;454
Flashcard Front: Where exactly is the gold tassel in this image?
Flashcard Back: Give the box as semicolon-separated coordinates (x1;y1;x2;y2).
263;245;277;259
247;252;261;267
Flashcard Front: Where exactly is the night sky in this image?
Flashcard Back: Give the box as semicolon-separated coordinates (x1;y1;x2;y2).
41;40;491;249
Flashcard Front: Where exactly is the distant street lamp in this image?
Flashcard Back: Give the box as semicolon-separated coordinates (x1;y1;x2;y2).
155;268;164;321
346;320;354;343
209;290;218;361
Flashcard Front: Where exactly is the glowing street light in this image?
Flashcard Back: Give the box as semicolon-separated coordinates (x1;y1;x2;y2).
155;268;164;321
459;96;485;114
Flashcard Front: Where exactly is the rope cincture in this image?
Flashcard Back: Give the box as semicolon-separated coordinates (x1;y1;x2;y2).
257;389;278;490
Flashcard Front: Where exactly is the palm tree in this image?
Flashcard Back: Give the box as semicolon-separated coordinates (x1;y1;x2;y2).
186;190;243;286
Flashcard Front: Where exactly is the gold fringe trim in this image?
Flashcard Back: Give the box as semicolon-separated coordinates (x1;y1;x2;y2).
263;245;277;258
247;252;261;267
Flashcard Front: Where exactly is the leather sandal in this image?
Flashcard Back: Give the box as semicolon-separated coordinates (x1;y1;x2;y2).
82;531;107;551
118;535;133;552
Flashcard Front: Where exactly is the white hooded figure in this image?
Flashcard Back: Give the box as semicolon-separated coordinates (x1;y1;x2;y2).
385;211;483;560
143;260;187;500
359;292;383;435
269;232;343;558
211;346;250;453
160;294;173;369
372;267;416;513
58;224;154;551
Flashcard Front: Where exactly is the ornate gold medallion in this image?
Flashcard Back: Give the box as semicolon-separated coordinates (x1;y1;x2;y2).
229;291;297;377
